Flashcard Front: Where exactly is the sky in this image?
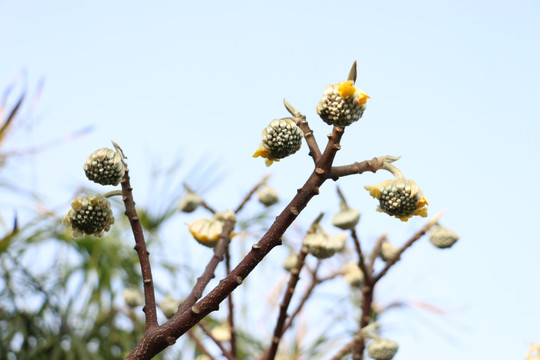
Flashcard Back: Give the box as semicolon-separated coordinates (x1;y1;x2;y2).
1;0;540;359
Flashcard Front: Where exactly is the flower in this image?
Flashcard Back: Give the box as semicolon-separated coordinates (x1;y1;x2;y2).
257;185;279;207
429;225;459;249
367;338;399;360
316;80;370;127
253;118;303;166
283;253;298;272
332;205;361;230
365;179;428;221
63;193;115;238
160;296;181;319
342;260;364;287
84;148;125;186
178;190;202;213
122;288;144;308
380;240;400;262
211;323;231;342
303;225;345;259
188;210;236;247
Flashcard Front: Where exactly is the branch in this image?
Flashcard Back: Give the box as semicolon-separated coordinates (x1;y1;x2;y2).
121;167;158;330
234;174;271;213
224;245;237;357
262;245;308;360
329;157;386;180
373;212;442;284
187;330;218;360
329;332;364;360
284;98;322;163
198;322;235;360
350;229;372;284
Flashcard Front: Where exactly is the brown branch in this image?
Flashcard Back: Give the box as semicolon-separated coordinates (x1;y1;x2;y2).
283;98;322;163
121;167;158;330
224;245;237;358
125;126;347;360
198;322;235;360
187;330;218;360
350;229;372;284
329;332;364;360
234;174;271;213
373;212;442;284
262;245;308;360
329;157;385;181
176;217;236;315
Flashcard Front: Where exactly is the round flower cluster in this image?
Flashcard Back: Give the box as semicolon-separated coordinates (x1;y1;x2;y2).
84;148;125;186
188;210;236;248
429;225;459;249
365;179;428;222
257;185;279;207
63;193;115;238
367;338;399;360
316;81;369;127
253;118;303;166
303;226;345;259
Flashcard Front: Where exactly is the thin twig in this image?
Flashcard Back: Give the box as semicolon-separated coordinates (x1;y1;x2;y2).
373;212;442;284
187;330;218;360
121;167;159;330
329;332;364;360
263;245;308;360
234;174;271;213
198;322;236;360
350;229;371;284
284;98;322;164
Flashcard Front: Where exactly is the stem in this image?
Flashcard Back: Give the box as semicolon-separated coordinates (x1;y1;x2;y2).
198;322;235;360
187;330;217;360
120;167;158;330
368;233;388;273
234;174;271;213
103;190;122;198
263;245;308;360
224;245;237;358
350;229;371;285
373;212;442;284
284;99;322;163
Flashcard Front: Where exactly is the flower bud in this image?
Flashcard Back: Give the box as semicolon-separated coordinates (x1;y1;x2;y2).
63;193;114;238
380;241;400;262
257;185;279;207
160;296;180;319
367;338;399;360
178;190;202;213
211;323;231;342
303;225;345;259
283;253;298;272
342;260;364;287
332;206;360;230
188;210;236;247
253;118;303;166
84;148;125;186
122;288;144;308
429;225;459;249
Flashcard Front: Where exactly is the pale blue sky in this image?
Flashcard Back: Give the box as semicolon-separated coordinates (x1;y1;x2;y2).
2;1;540;359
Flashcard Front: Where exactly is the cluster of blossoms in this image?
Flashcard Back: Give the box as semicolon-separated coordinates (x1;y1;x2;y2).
303;223;346;259
188;210;236;248
253;117;304;167
63;143;125;239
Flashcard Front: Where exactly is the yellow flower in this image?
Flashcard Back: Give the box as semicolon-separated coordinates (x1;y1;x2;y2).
316;81;370;127
365;179;428;222
188;210;236;247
